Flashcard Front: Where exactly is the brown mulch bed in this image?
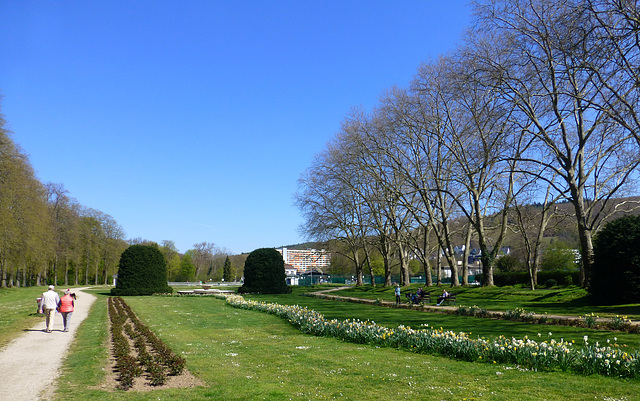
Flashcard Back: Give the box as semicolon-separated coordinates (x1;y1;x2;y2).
99;305;206;392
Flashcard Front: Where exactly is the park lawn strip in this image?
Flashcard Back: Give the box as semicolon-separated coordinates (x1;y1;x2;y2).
331;285;640;321
55;294;639;401
0;286;48;349
246;291;640;350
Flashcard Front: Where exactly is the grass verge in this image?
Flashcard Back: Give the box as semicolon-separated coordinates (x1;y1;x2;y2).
0;286;49;349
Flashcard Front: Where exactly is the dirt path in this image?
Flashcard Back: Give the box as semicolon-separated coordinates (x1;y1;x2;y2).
0;288;96;401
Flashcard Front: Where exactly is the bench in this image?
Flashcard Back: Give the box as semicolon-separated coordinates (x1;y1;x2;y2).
437;294;456;306
405;291;432;305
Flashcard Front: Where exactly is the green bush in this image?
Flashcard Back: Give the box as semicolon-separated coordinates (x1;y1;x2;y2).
489;271;580;287
111;244;173;296
563;275;573;286
590;215;640;305
494;254;522;272
238;248;291;294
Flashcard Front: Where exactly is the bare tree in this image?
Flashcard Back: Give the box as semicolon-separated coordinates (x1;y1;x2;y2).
192;242;216;280
473;0;640;286
295;140;372;286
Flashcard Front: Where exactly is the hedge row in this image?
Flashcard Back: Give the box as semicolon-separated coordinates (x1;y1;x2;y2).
478;271;581;287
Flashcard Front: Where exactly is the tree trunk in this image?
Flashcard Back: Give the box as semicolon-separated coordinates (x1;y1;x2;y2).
353;251;363;287
94;259;99;285
436;247;442;285
462;224;472;286
423;228;433;286
1;259;6;288
64;258;69;286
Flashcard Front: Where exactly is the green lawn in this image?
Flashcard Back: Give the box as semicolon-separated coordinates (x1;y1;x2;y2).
0;286;50;348
52;289;639;400
246;286;640;350
329;284;640;321
2;286;639;400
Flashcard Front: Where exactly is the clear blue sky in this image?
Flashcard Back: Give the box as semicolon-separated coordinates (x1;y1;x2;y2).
1;1;471;255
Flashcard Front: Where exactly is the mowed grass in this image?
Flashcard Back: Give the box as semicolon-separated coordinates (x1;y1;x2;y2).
0;286;50;348
330;284;640;320
52;291;640;401
247;287;640;350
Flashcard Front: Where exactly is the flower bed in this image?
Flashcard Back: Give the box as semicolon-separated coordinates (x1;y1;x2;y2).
108;297;186;390
219;294;640;379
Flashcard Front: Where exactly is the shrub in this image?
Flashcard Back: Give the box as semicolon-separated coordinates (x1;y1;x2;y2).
494;254;522;272
545;278;558;288
238;248;291;294
590;215;640;305
490;271;580;287
563;275;573;286
541;242;579;271
112;244;173;296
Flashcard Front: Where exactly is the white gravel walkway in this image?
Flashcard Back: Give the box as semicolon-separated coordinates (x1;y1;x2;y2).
0;288;96;401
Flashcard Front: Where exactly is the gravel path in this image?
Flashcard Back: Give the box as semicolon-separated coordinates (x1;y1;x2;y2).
0;288;96;401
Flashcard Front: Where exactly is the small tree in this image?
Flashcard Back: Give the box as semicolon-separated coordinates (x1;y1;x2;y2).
238;248;290;294
223;256;232;282
178;253;196;282
541;242;578;271
590;216;640;305
111;244;172;296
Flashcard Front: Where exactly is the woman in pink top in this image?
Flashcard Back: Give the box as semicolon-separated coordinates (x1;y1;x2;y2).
58;289;75;332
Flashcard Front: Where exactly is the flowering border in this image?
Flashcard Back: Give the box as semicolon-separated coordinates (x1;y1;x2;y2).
218;294;640;379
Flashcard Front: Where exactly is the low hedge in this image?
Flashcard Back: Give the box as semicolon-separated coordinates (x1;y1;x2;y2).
478;270;580;287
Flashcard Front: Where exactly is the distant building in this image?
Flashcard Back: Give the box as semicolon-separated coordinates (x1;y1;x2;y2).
285;264;299;285
278;248;331;274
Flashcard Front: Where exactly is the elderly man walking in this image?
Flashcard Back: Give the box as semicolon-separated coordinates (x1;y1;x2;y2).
38;285;60;333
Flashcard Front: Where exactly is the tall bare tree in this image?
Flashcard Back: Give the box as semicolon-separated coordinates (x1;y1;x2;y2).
474;0;640;286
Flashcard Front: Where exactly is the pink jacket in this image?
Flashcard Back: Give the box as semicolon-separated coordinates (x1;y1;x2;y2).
58;294;74;313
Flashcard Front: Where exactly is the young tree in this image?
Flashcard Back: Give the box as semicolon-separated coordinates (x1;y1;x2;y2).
178;252;196;282
223;256;232;282
160;240;181;281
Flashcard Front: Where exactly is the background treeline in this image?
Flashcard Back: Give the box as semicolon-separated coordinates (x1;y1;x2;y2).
0;104;245;287
155;239;246;283
0;105;128;287
296;0;640;289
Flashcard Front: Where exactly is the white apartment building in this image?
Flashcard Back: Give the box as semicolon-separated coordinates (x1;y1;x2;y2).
278;248;331;274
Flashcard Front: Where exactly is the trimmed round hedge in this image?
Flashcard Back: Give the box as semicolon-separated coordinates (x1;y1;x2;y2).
238;248;291;294
111;244;173;296
590;215;640;305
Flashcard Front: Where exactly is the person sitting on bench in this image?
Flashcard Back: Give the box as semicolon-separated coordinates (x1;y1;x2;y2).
436;289;450;306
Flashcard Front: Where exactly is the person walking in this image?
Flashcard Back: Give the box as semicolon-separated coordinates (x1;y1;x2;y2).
58;289;75;332
38;285;60;333
395;284;401;306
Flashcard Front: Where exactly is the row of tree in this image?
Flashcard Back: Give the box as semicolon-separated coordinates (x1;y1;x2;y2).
0;104;128;287
154;239;245;283
295;0;640;288
1;103;244;287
